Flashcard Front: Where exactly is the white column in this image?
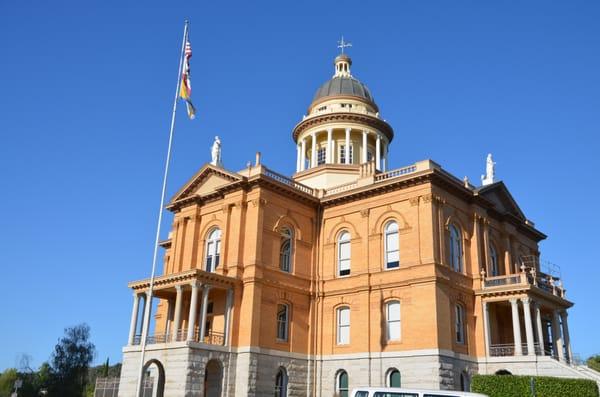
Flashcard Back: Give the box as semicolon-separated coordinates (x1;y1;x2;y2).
296;144;301;172
311;132;317;167
223;288;234;346
534;302;545;355
560;311;573;363
362;130;368;163
521;298;535;356
187;282;200;341
164;298;174;340
199;285;211;342
326;128;333;163
332;140;336;163
138;293;148;343
300;138;306;171
510;298;523;355
482;301;491;357
375;135;381;171
128;292;141;345
552;310;565;361
345;128;351;164
172;285;183;341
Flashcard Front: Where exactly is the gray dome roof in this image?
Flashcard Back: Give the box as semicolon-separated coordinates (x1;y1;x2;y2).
311;76;376;108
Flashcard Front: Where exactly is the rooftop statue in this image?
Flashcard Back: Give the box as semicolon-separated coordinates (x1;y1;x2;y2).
481;153;496;186
211;136;222;167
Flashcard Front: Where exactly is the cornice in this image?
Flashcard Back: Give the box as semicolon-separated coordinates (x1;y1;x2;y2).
292;112;394;143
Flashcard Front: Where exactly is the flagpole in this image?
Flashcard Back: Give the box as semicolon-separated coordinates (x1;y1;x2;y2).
135;19;189;397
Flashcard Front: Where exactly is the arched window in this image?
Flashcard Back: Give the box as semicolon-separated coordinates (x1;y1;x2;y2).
336;370;349;397
338;231;351;277
460;371;470;391
387;368;401;387
489;243;499;276
279;228;293;273
276;304;289;341
384;221;400;269
337;307;350;345
205;228;221;272
455;304;465;344
386;300;401;341
274;367;288;397
449;224;463;272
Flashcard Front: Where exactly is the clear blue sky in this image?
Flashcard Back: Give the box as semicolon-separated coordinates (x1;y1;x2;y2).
1;1;598;370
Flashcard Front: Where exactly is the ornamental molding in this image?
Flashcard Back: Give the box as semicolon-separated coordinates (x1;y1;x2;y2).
292;112;394;143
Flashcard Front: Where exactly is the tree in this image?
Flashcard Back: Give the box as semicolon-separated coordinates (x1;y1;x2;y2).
587;354;600;372
49;323;96;397
0;369;18;397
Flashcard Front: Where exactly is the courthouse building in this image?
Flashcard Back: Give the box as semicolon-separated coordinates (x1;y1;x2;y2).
118;53;592;396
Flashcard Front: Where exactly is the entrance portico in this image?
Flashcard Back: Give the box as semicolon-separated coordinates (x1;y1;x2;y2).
127;269;237;347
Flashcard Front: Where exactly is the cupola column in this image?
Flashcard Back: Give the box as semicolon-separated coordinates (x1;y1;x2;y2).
311;132;317;167
326;128;333;163
296;144;301;172
362;131;368;163
376;135;381;171
300;138;306;171
345;128;351;164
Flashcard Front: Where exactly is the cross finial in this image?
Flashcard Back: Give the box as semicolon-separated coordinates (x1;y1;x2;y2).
337;36;352;54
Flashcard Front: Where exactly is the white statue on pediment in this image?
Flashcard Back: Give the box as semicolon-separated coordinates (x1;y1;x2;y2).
481;153;496;186
211;136;222;167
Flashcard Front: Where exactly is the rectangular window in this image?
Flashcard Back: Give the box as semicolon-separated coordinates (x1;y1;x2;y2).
337;307;350;345
340;145;353;164
374;393;417;397
317;147;326;165
339;240;351;276
386;301;401;341
277;304;289;341
455;305;465;344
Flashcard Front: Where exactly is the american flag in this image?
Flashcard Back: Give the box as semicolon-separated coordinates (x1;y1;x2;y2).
179;40;196;119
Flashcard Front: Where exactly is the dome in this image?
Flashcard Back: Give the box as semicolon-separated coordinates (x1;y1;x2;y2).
312;76;376;107
309;54;378;110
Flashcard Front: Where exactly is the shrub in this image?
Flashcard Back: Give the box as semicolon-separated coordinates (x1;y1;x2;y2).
471;374;530;397
471;374;599;397
535;376;598;397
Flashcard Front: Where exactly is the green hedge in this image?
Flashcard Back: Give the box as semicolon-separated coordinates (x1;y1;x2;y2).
471;374;599;397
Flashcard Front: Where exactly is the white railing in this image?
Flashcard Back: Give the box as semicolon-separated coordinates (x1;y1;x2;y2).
325;182;358;195
490;343;542;357
374;165;418;182
263;168;315;195
481;266;566;298
132;329;225;346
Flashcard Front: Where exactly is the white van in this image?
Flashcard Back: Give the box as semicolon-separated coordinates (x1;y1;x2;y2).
350;388;489;397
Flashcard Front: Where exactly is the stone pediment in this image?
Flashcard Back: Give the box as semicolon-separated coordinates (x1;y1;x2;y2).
169;164;243;204
476;181;525;221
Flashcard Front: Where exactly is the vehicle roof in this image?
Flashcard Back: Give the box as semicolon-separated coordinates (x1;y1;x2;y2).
350;387;488;397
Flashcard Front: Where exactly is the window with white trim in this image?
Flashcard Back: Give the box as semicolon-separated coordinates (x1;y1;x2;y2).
386;300;401;341
449;224;463;272
340;144;353;164
387;368;401;387
338;231;351;276
337;307;350;345
317;147;326;165
384;221;400;269
489;243;499;276
336;370;349;397
276;304;289;341
279;228;292;273
205;228;221;272
274;367;288;397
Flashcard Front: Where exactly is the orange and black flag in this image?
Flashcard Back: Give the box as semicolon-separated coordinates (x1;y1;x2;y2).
179;40;196;119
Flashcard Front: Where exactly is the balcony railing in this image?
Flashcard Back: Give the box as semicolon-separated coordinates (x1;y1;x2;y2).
481;265;566;298
263;168;314;195
131;329;225;346
374;165;418;182
490;343;542;357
